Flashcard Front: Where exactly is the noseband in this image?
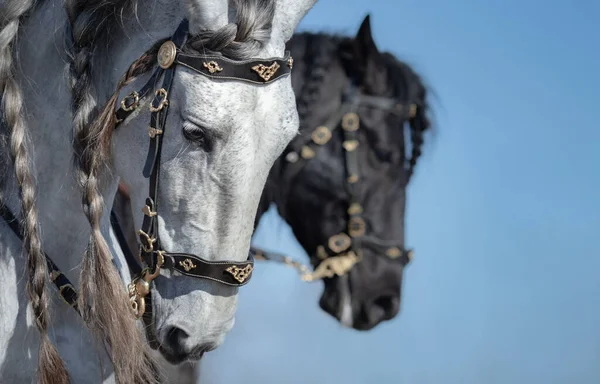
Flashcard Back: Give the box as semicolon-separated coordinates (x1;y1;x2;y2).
111;20;293;319
252;84;414;282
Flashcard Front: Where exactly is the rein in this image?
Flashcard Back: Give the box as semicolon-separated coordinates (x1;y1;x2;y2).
251;84;415;282
0;18;294;319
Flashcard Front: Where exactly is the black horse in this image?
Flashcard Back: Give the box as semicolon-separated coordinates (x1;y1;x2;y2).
112;15;432;335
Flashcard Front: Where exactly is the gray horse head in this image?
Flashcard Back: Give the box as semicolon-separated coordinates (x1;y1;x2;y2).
102;0;317;365
0;0;315;382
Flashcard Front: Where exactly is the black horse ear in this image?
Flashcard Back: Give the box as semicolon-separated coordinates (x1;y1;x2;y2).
354;15;378;56
352;14;384;89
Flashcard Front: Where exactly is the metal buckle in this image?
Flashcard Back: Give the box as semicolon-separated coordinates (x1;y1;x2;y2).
149;88;168;112
120;91;140;112
127;250;165;319
138;229;156;253
142;205;157;217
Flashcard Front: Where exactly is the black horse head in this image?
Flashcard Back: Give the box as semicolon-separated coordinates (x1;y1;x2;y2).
257;15;432;331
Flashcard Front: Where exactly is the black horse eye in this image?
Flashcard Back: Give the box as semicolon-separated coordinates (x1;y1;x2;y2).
182;122;211;151
374;148;393;163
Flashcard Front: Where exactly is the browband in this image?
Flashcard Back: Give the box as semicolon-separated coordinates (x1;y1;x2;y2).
176;52;293;84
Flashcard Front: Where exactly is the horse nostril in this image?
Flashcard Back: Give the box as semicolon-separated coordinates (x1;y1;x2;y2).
165;326;190;355
373;295;399;319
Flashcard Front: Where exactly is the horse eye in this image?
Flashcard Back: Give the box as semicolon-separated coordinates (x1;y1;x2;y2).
182;122;211;151
374;148;393;163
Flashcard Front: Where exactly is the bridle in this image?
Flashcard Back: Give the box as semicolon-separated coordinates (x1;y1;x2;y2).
111;19;293;319
251;84;415;282
0;19;294;319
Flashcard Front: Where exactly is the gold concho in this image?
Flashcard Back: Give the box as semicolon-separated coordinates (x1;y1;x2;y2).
252;62;280;81
311;126;332;145
287;56;294;69
158;41;177;69
203;61;223;74
301;145;315;159
347;174;359;184
348;217;366;237
342;140;359;152
225;264;253;283
179;258;197;272
385;247;402;259
328;233;352;254
341;112;360;131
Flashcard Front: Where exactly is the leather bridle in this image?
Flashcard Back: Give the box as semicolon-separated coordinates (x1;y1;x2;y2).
251;84;414;282
0;19;294;319
112;20;294;319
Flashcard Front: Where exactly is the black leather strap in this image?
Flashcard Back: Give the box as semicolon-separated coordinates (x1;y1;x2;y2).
0;204;79;311
110;210;142;276
161;252;254;286
176;52;293;84
114;69;162;125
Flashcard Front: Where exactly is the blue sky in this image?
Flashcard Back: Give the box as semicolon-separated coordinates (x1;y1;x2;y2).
200;1;600;383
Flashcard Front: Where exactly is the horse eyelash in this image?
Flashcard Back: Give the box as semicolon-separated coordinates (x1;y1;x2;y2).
182;122;211;150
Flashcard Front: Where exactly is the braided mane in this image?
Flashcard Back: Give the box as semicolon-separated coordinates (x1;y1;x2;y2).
0;1;69;382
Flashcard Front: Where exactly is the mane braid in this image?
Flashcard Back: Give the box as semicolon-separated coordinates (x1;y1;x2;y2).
65;1;158;382
0;1;69;382
381;55;431;180
294;33;340;132
185;0;276;60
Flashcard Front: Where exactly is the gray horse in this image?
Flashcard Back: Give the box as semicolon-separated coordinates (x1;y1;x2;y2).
0;0;315;383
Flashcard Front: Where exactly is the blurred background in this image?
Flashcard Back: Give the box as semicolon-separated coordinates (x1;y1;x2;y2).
200;0;599;383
